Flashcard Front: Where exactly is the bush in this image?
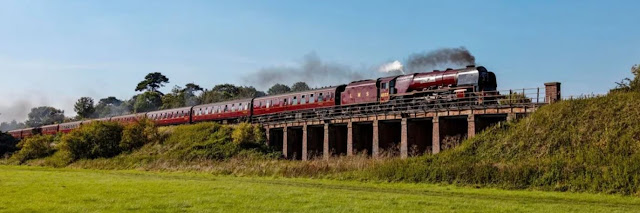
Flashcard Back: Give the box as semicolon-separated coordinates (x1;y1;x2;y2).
232;123;265;146
59;121;124;160
120;118;159;152
0;132;18;157
10;135;56;163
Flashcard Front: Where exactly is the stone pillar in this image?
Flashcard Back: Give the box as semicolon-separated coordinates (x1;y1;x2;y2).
545;82;561;104
347;121;353;156
265;127;270;146
467;115;476;139
400;118;408;159
323;123;330;160
283;126;288;159
432;117;440;154
302;124;308;161
372;120;379;158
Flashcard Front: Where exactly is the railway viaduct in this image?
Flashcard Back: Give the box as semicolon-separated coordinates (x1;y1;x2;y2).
259;82;561;160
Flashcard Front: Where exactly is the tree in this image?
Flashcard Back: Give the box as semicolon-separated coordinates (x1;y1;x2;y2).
25;106;65;127
291;82;311;92
613;64;640;92
182;83;203;106
74;97;95;119
161;83;204;109
94;96;127;118
199;84;266;104
134;92;163;113
135;72;169;93
0;120;26;132
268;83;291;95
161;86;186;109
183;83;203;93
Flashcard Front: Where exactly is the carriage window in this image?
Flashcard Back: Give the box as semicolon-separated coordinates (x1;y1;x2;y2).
293;96;298;105
381;83;387;89
310;94;315;103
244;103;249;110
238;103;242;111
266;100;271;108
224;105;228;112
301;95;306;104
318;93;323;102
283;98;287;105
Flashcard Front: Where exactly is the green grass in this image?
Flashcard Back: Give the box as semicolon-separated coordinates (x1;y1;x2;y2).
1;166;639;212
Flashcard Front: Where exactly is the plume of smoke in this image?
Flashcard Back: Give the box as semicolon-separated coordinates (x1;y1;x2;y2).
378;60;405;76
244;47;476;89
0;100;33;123
245;52;365;88
405;47;475;73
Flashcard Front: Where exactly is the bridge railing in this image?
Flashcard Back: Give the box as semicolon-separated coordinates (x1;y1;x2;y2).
252;87;546;125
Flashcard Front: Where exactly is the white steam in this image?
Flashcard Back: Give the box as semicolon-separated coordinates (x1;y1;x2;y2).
378;60;404;74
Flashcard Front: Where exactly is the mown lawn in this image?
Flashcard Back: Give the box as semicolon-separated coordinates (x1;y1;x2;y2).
0;166;639;212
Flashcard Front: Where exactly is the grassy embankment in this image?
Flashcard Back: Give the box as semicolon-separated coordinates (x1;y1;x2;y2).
1;165;639;212
3;91;640;195
361;92;640;195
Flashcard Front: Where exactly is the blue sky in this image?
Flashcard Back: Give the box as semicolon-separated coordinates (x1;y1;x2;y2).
0;0;639;122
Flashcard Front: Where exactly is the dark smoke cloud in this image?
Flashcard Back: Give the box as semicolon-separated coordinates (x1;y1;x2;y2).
245;52;365;89
405;47;475;73
245;47;476;89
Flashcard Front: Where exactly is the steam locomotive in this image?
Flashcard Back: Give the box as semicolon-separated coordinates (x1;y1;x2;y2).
7;65;497;139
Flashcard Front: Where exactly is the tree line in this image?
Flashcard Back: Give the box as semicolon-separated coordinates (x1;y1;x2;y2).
1;72;312;131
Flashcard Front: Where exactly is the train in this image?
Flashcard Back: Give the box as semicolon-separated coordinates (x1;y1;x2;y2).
7;65;497;140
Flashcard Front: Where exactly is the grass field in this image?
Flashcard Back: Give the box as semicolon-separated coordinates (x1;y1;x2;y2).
1;166;639;212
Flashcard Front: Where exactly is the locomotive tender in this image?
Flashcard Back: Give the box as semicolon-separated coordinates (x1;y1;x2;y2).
6;65;497;139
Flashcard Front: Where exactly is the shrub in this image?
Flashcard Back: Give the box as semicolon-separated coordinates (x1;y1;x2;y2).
0;132;18;157
120;118;159;152
59;121;124;160
232;123;265;146
10;135;55;163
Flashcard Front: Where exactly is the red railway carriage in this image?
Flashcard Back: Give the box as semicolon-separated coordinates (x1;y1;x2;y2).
8;130;22;139
147;107;192;126
111;113;146;124
340;80;378;105
41;124;59;135
253;86;344;116
59;121;82;134
79;117;110;126
20;128;39;138
192;99;252;122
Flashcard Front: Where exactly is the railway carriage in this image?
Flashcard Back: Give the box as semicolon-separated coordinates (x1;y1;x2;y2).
252;86;345;117
192;98;253;123
41;124;59;135
20;127;39;138
8;130;22;139
59;121;82;134
111;113;146;124
146;107;192;126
